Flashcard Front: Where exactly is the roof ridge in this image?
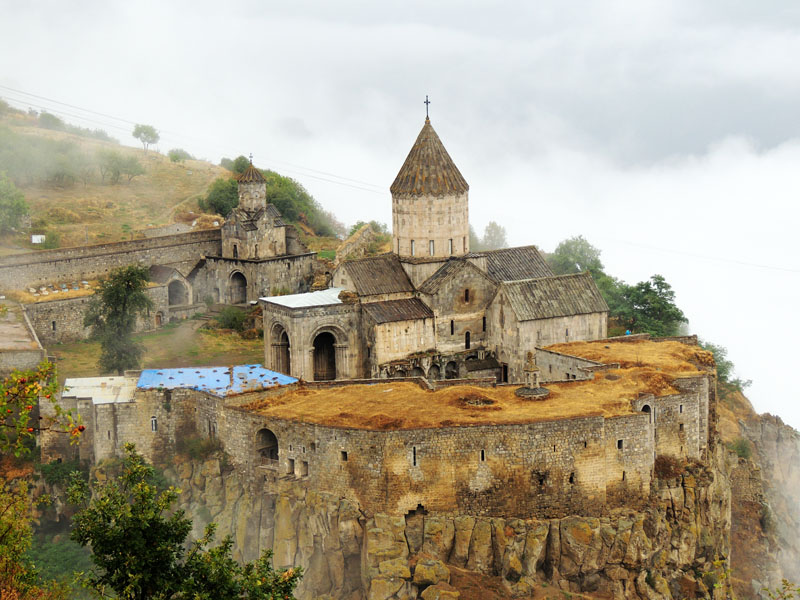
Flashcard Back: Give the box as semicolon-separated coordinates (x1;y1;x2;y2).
503;271;591;285
341;252;396;264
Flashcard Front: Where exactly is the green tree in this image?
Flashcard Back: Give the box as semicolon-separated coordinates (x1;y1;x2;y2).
167;148;193;163
67;444;301;600
617;274;687;336
0;171;29;233
132;124;159;154
121;155;145;182
481;221;508;250
700;340;752;391
200;177;239;217
232;155;250;174
547;235;604;275
84;266;153;375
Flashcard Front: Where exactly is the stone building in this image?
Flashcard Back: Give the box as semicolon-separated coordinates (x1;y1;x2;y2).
0;163;316;343
261;118;608;383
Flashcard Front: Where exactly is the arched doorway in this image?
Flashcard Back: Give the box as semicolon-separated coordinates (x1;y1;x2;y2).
256;428;279;465
445;361;458;379
427;365;440;380
313;332;336;381
641;404;652;423
395;369;407;378
410;367;425;377
168;280;188;305
272;324;291;374
155;312;163;327
230;272;247;304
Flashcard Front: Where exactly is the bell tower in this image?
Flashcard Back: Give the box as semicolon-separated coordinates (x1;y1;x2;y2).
390;114;469;258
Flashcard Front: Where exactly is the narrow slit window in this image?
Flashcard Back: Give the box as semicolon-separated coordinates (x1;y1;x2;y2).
679;404;683;413
340;450;348;461
450;320;454;335
410;240;415;256
51;321;56;331
412;446;417;466
569;472;575;484
617;439;623;450
465;331;470;349
150;416;157;432
429;240;434;256
233;244;238;259
482;316;486;332
448;239;453;255
622;471;626;481
480;449;485;462
679;423;684;432
464;289;470;302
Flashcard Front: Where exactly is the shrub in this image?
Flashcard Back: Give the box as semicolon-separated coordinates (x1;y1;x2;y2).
214;306;246;331
728;437;752;459
38;458;87;485
176;435;222;460
654;455;684;479
167;148;194;163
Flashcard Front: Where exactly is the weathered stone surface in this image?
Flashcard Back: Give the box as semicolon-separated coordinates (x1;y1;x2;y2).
368;576;404;600
423;517;455;562
413;558;450;586
466;519;493;574
450;516;475;568
380;558;412;580
420;583;460;600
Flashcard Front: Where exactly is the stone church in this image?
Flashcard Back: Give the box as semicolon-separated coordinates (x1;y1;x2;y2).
260;117;609;383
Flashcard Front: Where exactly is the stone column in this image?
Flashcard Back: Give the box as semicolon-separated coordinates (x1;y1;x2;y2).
334;343;349;379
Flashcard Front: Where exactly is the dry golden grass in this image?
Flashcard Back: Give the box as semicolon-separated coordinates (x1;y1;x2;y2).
546;339;714;374
5;281;160;304
2;120;227;250
243;339;710;430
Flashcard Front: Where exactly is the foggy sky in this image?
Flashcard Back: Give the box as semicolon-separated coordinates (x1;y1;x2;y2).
2;0;799;427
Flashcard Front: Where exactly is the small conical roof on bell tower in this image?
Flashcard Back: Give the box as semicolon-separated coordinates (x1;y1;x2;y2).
237;162;266;184
390;118;469;197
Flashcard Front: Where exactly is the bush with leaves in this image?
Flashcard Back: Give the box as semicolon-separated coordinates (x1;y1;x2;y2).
67;444;301;600
84;265;153;375
199;177;238;217
0;171;29;233
728;437;753;459
167;148;193;163
214;306;247;331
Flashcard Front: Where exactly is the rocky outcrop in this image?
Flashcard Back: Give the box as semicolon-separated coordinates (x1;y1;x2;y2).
157;446;732;600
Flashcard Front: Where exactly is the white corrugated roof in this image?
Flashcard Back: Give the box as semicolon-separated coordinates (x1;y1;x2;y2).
63;376;137;405
260;287;344;309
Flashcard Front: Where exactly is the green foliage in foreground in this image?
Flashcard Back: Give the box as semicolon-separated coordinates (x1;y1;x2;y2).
67;444;302;600
27;534;93;599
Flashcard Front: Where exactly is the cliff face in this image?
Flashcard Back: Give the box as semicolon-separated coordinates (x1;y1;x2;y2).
158;446;732;600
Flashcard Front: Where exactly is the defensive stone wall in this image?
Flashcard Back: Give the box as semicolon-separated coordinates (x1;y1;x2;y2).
25;286;169;344
0;302;45;375
0;229;222;290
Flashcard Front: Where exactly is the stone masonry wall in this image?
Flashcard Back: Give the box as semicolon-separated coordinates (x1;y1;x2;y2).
0;229;221;290
26;285;168;344
534;348;603;382
392;193;469;259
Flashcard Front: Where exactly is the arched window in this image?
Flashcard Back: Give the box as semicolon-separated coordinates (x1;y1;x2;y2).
233;244;238;259
464;289;470;302
429;240;435;256
465;331;471;350
150;416;157;432
410;240;416;256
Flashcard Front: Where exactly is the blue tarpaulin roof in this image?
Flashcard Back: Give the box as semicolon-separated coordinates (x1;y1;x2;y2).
136;365;296;397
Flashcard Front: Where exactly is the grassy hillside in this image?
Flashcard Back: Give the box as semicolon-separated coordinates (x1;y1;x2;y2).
0;110;227;251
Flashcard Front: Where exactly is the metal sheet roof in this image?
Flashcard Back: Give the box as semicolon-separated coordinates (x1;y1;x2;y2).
137;365;296;397
260;287;345;308
63;376;138;405
362;297;434;324
502;272;609;321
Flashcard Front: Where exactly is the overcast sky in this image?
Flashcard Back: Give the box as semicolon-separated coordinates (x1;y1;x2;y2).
2;0;800;427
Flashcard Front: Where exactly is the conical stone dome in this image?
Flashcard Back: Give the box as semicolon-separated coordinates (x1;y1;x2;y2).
390;118;469;197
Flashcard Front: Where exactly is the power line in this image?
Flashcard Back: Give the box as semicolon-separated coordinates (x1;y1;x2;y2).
598;236;800;274
0;84;386;193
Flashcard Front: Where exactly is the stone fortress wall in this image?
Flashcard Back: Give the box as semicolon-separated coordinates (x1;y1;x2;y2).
53;368;712;521
0;229;222;290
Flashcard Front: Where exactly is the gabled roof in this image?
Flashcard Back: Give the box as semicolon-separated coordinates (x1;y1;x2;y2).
339;254;414;296
362;298;434;324
501;272;608;321
484;246;554;282
417;258;496;295
390;118;469;197
237;163;266;183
